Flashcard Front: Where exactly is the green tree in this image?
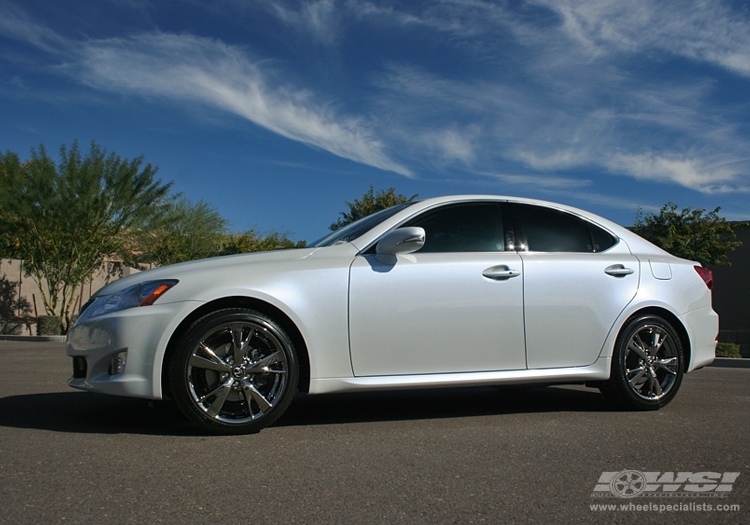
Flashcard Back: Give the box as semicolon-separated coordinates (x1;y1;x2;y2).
133;198;228;266
0;141;172;332
329;185;418;231
634;202;742;267
219;230;306;255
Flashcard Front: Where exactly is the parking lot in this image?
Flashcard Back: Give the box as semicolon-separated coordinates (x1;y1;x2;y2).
0;341;747;524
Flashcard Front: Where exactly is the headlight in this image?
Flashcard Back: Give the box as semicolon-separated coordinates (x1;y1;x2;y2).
78;280;179;322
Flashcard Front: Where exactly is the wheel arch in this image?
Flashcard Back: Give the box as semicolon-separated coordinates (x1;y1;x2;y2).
161;296;311;397
619;306;691;372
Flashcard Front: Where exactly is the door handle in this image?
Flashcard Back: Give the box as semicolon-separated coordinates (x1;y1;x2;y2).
605;264;634;277
483;265;521;280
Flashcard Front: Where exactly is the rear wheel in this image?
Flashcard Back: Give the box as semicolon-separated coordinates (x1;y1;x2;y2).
169;308;298;434
600;315;684;410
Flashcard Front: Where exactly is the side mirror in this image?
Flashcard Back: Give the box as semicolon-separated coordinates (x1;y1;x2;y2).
376;227;426;255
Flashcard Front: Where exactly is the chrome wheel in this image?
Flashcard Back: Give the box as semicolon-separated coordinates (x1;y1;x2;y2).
171;309;298;434
600;315;684;410
623;323;680;401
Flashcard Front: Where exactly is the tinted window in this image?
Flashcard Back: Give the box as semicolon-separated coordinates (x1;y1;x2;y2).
590;223;617;252
510;204;615;253
402;202;504;252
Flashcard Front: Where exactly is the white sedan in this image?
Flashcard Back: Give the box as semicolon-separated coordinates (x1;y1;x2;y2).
67;195;718;434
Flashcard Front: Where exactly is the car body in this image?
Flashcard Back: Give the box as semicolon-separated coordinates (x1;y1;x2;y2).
67;195;718;434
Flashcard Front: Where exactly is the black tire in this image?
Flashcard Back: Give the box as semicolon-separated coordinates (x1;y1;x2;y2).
600;315;684;410
169;308;299;434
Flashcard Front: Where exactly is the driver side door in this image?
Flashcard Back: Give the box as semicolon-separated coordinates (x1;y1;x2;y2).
348;202;526;376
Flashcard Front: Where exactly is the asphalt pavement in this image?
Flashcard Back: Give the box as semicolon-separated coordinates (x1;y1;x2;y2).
0;341;748;524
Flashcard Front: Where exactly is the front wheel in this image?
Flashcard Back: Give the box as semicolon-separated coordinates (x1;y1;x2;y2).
169;308;299;434
600;315;684;410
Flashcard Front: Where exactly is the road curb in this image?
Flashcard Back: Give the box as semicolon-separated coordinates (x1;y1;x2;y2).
709;357;750;369
0;335;67;343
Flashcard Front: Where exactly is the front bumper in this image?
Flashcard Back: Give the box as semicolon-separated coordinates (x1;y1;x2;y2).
66;301;201;399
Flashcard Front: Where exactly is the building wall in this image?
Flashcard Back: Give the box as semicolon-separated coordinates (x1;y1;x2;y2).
711;223;750;357
0;259;143;335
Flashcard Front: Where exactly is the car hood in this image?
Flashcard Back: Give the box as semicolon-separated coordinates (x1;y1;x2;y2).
93;247;323;297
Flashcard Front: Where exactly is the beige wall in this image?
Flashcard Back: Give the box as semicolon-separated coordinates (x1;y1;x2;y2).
0;258;142;335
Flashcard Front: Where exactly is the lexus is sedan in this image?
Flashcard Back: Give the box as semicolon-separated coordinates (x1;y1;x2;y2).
67;195;718;434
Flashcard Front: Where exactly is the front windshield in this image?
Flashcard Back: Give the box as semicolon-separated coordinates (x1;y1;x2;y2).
312;202;417;247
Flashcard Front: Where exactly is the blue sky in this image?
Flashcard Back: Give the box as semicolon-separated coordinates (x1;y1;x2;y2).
1;0;749;242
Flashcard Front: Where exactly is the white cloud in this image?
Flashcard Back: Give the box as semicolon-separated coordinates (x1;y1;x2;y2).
556;190;661;217
0;1;66;54
481;171;592;190
349;0;479;34
3;0;750;200
73;32;411;176
515;149;591;171
0;3;410;176
606;153;746;194
264;0;340;45
532;0;750;76
423;128;477;165
358;2;750;193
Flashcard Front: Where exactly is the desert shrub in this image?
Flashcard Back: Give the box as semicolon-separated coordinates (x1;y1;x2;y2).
37;315;62;336
716;342;741;358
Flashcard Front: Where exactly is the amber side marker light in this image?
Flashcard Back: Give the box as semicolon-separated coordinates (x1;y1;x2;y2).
139;282;177;306
694;266;713;290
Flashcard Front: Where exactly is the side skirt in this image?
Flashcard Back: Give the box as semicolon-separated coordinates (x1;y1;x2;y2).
308;357;611;395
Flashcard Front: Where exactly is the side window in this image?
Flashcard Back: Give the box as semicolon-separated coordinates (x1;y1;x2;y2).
401;202;504;252
510;204;616;253
590;223;617;252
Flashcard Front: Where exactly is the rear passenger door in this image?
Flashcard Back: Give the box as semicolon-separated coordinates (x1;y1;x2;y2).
507;203;639;369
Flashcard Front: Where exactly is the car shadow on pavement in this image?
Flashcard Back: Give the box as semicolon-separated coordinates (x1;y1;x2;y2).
0;391;197;435
0;384;611;435
277;385;611;427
